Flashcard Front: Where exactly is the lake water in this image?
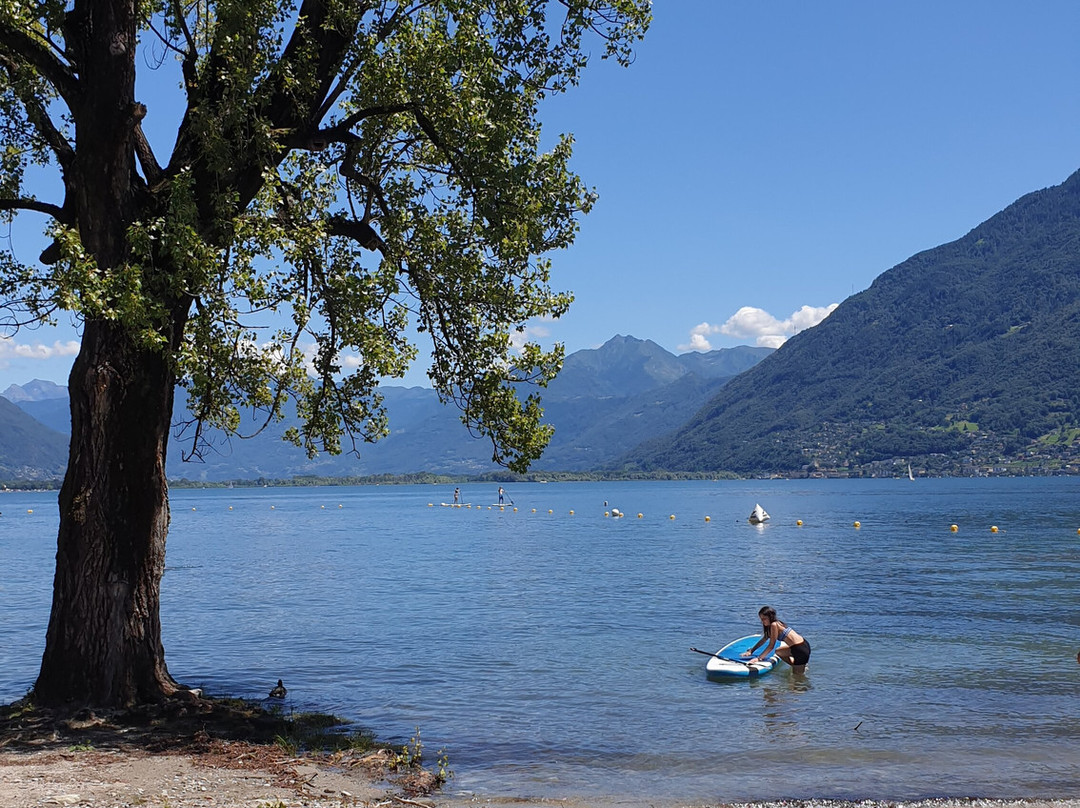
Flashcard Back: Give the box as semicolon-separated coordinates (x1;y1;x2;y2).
3;478;1080;804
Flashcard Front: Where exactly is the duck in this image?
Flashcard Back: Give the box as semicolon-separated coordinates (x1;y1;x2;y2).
268;679;287;699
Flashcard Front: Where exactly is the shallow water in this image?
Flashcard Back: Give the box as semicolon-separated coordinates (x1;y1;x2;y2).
3;478;1080;803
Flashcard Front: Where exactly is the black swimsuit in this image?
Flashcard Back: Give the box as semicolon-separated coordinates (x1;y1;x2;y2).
778;625;811;666
788;639;811;665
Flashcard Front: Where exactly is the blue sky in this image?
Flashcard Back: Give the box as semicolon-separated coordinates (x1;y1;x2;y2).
2;1;1079;392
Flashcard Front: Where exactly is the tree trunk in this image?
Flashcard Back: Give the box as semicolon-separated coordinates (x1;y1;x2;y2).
35;321;181;707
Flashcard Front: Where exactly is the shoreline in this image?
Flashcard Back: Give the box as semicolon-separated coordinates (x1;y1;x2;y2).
2;748;1078;808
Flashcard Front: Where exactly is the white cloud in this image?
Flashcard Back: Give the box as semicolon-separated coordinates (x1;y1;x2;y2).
509;324;551;352
339;354;364;370
681;303;839;351
677;322;722;352
0;336;82;361
788;304;839;333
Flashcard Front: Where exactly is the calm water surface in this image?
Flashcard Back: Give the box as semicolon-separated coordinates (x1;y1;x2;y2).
3;478;1080;803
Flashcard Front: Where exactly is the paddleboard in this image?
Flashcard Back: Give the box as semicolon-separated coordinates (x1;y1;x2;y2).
440;502;471;507
705;634;780;679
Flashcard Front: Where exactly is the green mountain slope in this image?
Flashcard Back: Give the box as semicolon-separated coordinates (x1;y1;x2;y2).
534;338;771;469
623;169;1080;475
0;396;68;480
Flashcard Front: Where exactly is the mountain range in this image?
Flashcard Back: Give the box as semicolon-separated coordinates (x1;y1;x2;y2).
5;167;1080;481
623;168;1080;475
0;340;771;481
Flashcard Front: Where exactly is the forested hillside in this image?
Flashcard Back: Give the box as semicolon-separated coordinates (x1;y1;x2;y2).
0;396;67;480
623;169;1080;476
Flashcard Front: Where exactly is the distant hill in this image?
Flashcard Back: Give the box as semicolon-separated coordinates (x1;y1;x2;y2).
15;397;70;436
1;339;770;480
537;337;770;469
622;168;1080;475
0;379;66;403
0;395;68;480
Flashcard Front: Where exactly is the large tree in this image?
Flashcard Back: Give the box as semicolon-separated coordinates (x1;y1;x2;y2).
0;0;649;707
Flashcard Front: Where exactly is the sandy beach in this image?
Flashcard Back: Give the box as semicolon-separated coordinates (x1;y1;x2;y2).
0;744;411;808
2;747;1079;808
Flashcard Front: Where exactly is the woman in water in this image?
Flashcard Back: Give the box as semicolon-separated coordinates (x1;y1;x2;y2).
741;606;811;673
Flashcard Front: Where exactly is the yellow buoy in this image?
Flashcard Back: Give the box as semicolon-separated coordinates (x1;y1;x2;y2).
950;524;958;532
853;521;861;528
548;509;553;514
637;513;643;519
513;507;517;512
705;516;711;522
229;506;233;510
192;507;196;511
669;514;676;520
27;509;33;514
569;510;575;515
991;525;999;533
796;519;803;526
532;508;536;513
604;511;610;517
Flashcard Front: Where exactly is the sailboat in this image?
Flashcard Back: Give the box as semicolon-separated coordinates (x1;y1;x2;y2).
907;463;915;482
748;503;770;524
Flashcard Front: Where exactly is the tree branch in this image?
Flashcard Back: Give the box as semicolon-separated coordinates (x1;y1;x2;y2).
0;54;76;169
303;102;414;149
0;197;68;221
130;106;164;186
327;215;384;252
0;20;80;107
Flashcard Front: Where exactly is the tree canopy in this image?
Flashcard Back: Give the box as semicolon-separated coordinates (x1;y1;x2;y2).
0;0;650;471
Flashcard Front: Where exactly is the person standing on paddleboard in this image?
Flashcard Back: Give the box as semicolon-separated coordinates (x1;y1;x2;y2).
742;606;811;673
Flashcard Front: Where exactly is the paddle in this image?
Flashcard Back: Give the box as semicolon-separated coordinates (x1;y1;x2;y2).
689;646;752;665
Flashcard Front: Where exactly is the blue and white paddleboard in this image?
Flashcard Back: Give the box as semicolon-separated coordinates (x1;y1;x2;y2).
705;635;780;679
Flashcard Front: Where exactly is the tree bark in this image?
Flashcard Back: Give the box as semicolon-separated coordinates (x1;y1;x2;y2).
29;0;187;708
35;321;181;706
